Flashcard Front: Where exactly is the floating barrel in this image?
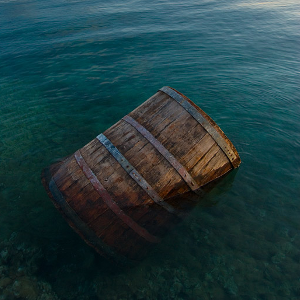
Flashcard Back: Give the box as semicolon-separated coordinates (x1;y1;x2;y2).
42;86;241;262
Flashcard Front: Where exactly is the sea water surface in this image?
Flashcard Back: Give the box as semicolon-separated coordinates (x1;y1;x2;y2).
0;0;299;299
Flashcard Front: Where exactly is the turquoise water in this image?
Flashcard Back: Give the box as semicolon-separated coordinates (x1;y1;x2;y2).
1;0;300;298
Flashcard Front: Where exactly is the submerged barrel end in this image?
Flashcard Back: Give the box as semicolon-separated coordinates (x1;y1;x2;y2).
41;159;135;265
41;160;65;209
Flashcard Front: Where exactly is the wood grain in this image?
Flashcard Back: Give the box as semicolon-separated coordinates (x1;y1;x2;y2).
42;87;241;262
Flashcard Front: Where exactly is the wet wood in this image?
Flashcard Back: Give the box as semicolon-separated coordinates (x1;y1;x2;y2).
42;86;241;262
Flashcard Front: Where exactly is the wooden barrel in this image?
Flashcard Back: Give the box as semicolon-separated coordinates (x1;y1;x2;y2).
42;86;241;262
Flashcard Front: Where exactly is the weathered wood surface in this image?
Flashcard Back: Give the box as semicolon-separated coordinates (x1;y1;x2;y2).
42;86;241;262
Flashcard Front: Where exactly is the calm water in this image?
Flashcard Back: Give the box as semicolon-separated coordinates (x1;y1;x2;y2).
0;0;299;299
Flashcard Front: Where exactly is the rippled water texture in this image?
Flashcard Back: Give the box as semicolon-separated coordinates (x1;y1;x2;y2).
0;0;300;299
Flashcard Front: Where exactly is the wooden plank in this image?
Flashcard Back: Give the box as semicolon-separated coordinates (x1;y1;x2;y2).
104;121;185;198
163;122;207;162
155;109;199;147
105;176;147;209
82;147;118;181
76;148;144;208
82;141;154;209
80;138;100;157
60;175;92;200
80;136;180;234
104;120;151;166
133;97;174;130
197;149;232;186
205;161;232;185
190;144;220;180
48;177;125;263
153;168;193;199
105;127;137;154
74;149;160;243
80;140;111;170
104;115;195;200
130;98;182;136
159;87;239;167
140;104;228;186
122;115;200;191
126;99;214;196
91;209;157;259
71;149;150;226
51;157;111;225
130;92;170;122
97;134;178;215
51;156;73;183
90;208;128;239
51;159;73;185
97;211;163;260
129;98;186;139
124;140;185;196
97;125;188;225
103;120;133;143
96;169;179;236
182;133;216;170
62;179;109;225
54;159;85;192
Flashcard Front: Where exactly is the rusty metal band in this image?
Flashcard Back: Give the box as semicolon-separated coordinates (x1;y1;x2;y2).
74;150;159;244
122;115;200;191
48;177;129;264
159;86;237;166
97;133;178;215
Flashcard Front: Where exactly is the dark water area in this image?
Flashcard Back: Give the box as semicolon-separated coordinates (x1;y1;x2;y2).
0;0;299;299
